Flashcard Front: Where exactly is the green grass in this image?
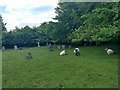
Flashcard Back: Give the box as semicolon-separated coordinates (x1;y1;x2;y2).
2;45;118;88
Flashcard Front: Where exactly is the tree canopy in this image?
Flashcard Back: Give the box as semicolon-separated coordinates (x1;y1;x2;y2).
2;2;120;48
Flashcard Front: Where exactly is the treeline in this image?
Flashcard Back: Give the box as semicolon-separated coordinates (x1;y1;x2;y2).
1;2;120;48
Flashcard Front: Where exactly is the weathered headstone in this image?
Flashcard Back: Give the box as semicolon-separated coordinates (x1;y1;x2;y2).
46;42;48;46
2;46;5;50
26;52;33;59
61;45;65;49
48;43;53;51
58;46;61;50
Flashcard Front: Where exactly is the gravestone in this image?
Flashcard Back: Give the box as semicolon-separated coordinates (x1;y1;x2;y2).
61;45;65;49
58;46;61;50
14;45;17;50
48;43;53;51
2;46;5;50
46;42;48;46
37;42;40;47
26;52;33;59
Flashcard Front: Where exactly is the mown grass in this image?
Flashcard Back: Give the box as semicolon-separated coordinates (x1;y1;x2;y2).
2;44;118;88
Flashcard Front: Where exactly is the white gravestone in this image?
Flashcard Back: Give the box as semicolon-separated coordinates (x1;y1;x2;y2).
14;45;17;50
37;42;40;47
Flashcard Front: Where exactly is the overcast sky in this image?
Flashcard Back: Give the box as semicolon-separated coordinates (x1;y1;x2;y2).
0;0;59;31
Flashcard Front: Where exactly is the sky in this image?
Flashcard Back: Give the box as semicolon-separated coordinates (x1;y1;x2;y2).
0;0;59;31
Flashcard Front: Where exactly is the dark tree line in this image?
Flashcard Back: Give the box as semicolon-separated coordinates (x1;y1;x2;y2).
1;2;120;48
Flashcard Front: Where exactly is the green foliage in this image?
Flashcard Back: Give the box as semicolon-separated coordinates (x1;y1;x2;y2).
2;2;119;46
95;26;119;42
2;25;49;47
69;25;119;44
67;2;119;44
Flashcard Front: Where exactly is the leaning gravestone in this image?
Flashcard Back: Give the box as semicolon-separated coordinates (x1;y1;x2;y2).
26;52;33;59
14;45;17;50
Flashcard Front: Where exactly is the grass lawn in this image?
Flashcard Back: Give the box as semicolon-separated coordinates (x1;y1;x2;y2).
2;44;118;88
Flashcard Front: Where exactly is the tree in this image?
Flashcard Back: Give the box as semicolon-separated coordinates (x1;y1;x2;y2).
0;15;7;48
67;2;119;45
0;14;7;32
2;2;119;47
